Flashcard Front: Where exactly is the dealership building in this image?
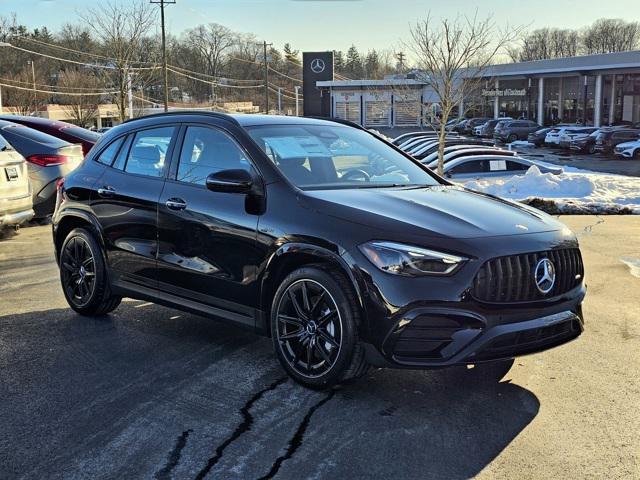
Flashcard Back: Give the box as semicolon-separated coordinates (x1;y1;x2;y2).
313;50;640;129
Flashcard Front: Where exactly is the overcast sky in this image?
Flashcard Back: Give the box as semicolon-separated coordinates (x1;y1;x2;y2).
4;0;640;53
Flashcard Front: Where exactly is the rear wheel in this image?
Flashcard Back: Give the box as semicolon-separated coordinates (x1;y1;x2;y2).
59;228;121;316
508;134;518;143
271;265;367;389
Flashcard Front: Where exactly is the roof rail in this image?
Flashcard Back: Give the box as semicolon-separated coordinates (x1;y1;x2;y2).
123;110;240;126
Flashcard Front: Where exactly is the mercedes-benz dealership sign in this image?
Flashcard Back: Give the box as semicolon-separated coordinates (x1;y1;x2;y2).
303;51;334;116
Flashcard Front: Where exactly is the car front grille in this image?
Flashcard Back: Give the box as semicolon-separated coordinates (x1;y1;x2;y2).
471;248;583;303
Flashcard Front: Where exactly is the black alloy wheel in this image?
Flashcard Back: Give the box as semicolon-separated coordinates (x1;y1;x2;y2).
276;279;343;378
60;235;97;307
271;266;368;389
59;228;121;315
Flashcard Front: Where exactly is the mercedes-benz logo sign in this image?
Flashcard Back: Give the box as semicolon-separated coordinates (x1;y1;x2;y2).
534;258;556;294
310;58;326;74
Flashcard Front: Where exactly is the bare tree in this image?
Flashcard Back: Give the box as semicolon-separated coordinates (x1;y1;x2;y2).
57;69;101;127
510;28;579;62
183;23;235;103
408;13;522;175
582;18;640;54
79;1;157;122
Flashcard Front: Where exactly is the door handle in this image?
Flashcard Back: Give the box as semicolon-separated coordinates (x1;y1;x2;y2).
97;186;116;197
165;198;187;211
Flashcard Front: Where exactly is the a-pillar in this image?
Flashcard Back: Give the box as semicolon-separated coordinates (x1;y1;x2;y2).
594;74;603;127
537;77;545;125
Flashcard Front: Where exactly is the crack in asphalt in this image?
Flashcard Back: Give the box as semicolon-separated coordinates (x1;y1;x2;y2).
154;429;194;480
581;214;605;235
257;389;337;480
193;376;288;480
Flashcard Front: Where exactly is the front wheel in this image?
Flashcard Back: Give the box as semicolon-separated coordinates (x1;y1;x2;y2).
59;228;121;316
508;134;518;143
271;265;367;389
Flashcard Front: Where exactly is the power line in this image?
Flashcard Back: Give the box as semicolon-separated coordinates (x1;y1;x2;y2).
268;67;302;83
0;82;118;95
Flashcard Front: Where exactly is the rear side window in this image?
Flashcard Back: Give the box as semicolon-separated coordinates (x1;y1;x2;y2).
507;160;529;171
123;127;175;178
449;160;487;174
95;137;124;166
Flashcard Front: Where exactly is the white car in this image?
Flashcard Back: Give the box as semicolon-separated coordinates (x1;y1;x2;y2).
544;125;581;146
440;155;562;181
425;147;516;169
558;127;598;149
473;123;486;136
613;139;640;158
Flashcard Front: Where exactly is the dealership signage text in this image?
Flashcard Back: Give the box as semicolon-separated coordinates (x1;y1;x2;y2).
481;88;527;97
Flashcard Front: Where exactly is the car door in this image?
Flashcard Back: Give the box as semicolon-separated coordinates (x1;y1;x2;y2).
91;125;178;287
156;123;263;325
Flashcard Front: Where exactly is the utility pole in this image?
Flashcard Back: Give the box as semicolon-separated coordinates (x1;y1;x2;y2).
258;40;272;114
127;71;134;119
151;0;175;112
277;87;282;115
396;52;406;73
294;86;300;116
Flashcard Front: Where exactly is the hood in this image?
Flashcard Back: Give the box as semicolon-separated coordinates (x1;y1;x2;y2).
302;185;566;240
616;140;640;149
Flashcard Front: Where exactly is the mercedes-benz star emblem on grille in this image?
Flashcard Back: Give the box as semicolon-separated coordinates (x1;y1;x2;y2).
534;258;556;294
310;58;326;74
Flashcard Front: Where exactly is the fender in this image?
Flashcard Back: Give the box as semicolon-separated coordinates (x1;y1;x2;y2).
53;207;106;258
260;241;367;314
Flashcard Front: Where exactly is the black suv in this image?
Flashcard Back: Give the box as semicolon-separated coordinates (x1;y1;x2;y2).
52;112;585;389
594;128;640;154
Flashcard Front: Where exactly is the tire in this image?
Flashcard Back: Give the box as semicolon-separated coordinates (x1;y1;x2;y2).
508;134;518;143
59;227;121;316
270;265;368;389
587;144;596;154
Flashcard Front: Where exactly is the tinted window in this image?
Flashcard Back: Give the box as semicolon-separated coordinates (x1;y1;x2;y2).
113;135;133;170
448;160;487;174
95;137;124;166
507;160;529;171
124;127;175;178
247;124;440;189
177;126;252;185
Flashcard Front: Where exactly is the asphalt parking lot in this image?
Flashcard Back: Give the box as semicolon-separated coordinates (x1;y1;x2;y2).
1;218;639;480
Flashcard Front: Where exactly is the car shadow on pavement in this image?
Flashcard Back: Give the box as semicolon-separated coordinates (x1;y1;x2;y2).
0;303;540;480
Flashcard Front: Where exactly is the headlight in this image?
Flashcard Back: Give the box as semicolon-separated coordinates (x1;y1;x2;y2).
358;241;467;276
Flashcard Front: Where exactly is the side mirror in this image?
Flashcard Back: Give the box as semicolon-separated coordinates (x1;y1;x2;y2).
206;169;254;194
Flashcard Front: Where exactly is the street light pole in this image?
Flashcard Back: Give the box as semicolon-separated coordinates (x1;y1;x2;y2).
151;0;175;112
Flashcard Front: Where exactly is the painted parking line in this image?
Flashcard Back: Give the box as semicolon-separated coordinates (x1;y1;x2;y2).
134;302;154;308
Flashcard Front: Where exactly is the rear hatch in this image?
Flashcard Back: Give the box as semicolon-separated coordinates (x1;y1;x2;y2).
0;149;30;204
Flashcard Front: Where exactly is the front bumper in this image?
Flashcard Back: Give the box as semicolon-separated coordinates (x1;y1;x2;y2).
346;231;586;369
364;306;584;368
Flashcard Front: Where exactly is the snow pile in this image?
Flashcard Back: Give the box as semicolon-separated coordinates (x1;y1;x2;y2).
368;129;392;141
463;165;640;214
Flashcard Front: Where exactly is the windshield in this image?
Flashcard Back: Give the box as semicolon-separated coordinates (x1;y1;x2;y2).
247;124;441;190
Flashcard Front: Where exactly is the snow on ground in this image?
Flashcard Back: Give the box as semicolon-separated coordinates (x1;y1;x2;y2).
462;165;640;214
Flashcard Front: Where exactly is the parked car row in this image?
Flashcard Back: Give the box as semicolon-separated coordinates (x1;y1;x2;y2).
537;123;640;157
391;130;557;181
0;116;99;231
